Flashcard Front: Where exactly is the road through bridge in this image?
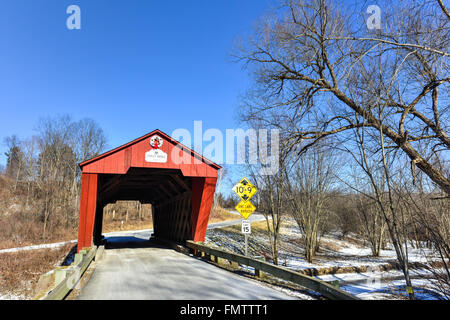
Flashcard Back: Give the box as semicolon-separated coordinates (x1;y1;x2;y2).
77;237;296;300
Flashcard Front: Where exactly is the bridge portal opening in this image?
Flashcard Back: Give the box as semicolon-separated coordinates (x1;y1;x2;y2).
77;130;220;252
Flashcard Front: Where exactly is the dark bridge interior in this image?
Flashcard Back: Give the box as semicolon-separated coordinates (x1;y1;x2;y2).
93;168;194;245
77;130;219;252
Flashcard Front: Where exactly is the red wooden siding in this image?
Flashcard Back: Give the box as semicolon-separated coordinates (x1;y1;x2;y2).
80;129;219;177
191;177;217;242
77;173;98;250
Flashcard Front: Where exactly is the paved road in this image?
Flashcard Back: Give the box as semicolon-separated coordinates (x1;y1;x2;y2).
77;238;295;300
101;213;267;239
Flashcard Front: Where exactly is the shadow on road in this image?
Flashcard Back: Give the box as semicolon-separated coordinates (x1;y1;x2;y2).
104;236;170;250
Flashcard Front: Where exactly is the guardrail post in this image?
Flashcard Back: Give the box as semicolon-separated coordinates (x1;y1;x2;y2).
327;280;340;288
35;271;54;296
255;269;264;278
54;268;68;286
229;260;238;268
95;245;105;261
74;252;85;265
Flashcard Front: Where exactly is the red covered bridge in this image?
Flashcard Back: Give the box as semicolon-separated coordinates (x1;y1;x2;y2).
77;129;221;252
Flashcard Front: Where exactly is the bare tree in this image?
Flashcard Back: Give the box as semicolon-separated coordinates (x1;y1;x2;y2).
74;118;108;164
327;193;360;240
349;121;416;299
250;167;285;265
34;115;107;237
398;165;450;298
0;115;107;245
235;0;450;194
4;135;25;191
285;142;336;262
21;136;39;208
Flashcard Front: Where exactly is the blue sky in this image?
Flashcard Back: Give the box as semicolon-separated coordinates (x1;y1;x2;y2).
0;0;276;168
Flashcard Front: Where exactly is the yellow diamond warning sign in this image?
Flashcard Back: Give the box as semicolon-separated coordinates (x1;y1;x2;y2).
232;177;258;202
235;200;256;220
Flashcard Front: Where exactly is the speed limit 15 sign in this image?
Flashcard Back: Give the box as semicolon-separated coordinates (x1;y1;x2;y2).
241;220;251;234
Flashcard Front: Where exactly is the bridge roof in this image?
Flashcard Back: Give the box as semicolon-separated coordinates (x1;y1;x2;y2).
79;129;221;177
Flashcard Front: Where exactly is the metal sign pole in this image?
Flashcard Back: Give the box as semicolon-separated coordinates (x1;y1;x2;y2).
245;233;248;257
241;219;251;272
244;233;248;272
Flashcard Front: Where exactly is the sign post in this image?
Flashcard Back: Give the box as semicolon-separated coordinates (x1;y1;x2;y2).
233;178;258;260
241;219;251;257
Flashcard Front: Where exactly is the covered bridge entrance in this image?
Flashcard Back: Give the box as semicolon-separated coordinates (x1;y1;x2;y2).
77;129;220;252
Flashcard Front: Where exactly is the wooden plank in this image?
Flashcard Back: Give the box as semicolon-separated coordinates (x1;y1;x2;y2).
170;174;190;191
191;177;217;242
83;174;98;250
77;173;90;250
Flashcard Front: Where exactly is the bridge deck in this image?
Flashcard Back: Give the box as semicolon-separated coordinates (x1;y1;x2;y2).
77;237;296;300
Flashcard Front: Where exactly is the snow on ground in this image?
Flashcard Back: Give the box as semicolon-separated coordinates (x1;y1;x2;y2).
0;293;26;300
0;240;77;254
342;277;444;300
316;269;445;300
273;218;441;271
332;239;436;264
205;217;448;300
262;283;317;300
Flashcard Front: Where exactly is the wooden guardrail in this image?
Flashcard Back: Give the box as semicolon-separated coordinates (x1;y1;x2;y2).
185;240;359;300
41;246;97;300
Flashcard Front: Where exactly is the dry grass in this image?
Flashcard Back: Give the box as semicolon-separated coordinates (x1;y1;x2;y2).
0;243;74;299
0;216;77;250
102;220;153;233
208;207;240;223
320;240;342;252
250;220;270;232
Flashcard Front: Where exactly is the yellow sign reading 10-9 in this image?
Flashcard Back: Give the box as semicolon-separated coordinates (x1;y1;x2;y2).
233;177;258;219
232;177;257;202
